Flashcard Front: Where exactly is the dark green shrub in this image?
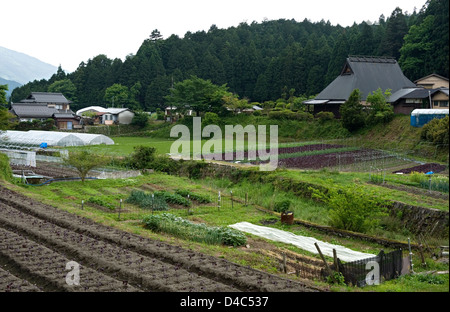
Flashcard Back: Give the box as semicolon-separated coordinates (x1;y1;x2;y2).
312;185;388;233
129;146;156;170
421;116;449;146
316;111;335;122
273;199;292;213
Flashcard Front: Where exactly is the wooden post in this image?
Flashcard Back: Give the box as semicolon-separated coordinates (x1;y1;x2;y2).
118;199;122;221
151;194;154;215
230;191;233;209
187;194;190;215
245;193;248;207
333;249;339;273
315;242;336;283
218;191;221;211
81;200;84;210
282;253;287;274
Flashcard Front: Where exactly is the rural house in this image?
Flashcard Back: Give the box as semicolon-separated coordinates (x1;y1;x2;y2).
388;86;449;114
76;106;135;125
9;92;80;130
388;74;449;114
303;56;416;117
415;73;449;89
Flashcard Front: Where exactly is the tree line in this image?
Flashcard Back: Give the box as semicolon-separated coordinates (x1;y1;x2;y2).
9;0;448;112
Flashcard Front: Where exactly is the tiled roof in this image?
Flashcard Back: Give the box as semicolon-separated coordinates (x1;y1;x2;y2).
10;103;77;119
22;92;71;104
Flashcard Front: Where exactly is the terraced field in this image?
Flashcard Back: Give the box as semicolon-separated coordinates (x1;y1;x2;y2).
0;185;321;293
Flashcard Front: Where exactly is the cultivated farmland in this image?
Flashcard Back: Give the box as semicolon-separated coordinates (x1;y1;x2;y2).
0;185;319;292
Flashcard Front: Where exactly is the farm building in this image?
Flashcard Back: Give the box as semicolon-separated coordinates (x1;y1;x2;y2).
76;106;135;125
389;87;449;115
303;56;416;117
410;109;449;128
0;130;114;147
9;92;80;130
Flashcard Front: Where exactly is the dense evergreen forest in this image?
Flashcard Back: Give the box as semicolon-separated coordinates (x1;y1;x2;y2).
10;0;448;112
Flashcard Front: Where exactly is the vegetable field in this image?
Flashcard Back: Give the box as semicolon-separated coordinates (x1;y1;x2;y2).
221;143;424;172
0;185;318;292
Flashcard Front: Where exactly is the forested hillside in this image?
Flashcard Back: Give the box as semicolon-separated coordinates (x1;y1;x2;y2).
10;0;448;112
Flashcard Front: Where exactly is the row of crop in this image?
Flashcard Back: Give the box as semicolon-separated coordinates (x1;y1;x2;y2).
142;213;247;247
125;189;212;210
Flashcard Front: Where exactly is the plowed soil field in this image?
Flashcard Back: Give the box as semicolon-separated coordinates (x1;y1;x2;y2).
0;185;320;293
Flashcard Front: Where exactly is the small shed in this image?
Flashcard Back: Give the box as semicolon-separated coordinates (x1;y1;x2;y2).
410;109;449;127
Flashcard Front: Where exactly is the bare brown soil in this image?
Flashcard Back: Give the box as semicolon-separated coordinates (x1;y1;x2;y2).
0;185;322;292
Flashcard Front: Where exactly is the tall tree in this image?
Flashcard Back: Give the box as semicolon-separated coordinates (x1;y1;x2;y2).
379;7;409;59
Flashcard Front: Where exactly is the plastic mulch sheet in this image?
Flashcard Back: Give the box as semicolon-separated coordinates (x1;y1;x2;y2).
229;222;375;262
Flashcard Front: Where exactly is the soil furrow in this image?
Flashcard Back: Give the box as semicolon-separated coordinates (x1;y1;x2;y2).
0;202;236;292
0;186;319;292
0;227;139;292
0;265;42;292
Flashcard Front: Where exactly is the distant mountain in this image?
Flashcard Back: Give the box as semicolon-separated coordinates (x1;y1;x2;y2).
0;46;57;85
0;77;22;99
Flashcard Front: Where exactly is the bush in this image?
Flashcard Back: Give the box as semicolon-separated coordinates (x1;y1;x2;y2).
421;116;449;146
203;112;220;126
268;109;313;121
128;146;156;170
273;199;292;214
150;155;180;174
131;111;149;128
315;111;335;122
312;185;388;233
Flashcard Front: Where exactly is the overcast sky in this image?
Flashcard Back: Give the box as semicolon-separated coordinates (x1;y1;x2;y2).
3;0;427;73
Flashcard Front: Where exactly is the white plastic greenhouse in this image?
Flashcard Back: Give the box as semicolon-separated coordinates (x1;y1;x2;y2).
0;130;114;147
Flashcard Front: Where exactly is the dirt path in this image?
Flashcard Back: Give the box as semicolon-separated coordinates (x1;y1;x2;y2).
0;185;321;292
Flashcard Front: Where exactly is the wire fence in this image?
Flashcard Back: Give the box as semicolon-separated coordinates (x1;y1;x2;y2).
336;249;405;287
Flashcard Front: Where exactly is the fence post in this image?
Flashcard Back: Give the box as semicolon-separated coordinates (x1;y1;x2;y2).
151;194;154;215
333;249;339;273
230;190;233;209
118;199;122;221
218;191;221;211
315;243;336;283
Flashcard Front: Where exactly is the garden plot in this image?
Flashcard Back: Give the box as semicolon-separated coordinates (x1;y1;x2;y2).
208;143;416;172
0;185;319;292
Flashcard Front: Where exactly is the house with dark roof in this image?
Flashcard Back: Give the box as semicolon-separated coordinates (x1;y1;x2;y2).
388;86;449;114
9;92;80;130
304;56;416;117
